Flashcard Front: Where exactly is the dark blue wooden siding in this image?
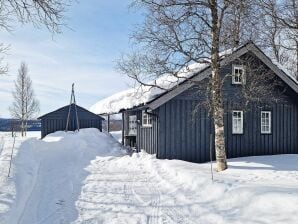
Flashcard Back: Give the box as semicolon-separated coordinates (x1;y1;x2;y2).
157;99;214;162
125;99;298;163
40;104;103;138
136;115;158;155
156;99;298;163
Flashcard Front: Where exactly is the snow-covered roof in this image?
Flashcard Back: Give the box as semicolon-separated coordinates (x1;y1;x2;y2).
90;43;297;115
90;63;209;114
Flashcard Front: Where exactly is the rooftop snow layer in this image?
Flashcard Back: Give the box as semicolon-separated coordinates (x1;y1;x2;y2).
90;62;209;114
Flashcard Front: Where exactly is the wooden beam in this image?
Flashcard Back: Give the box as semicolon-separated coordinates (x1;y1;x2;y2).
107;114;110;132
122;112;124;145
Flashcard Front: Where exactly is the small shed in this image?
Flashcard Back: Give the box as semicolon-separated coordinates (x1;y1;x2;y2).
38;103;104;138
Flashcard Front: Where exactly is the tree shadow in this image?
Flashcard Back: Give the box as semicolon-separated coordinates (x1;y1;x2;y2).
227;154;298;172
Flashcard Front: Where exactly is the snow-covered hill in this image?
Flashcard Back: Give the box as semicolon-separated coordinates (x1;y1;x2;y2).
0;129;297;224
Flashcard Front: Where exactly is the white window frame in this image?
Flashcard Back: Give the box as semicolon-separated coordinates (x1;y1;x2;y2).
232;110;244;134
142;111;152;127
232;65;245;85
261;111;271;134
128;115;137;136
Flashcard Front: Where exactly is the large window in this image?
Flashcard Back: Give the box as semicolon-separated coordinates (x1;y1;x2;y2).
261;111;271;134
128;115;137;135
232;65;245;84
142;111;152;127
232;110;243;134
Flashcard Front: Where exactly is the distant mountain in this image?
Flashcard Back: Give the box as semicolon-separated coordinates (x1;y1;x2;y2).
0;118;41;131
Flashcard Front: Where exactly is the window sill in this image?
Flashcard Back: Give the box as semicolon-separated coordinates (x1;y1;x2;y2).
142;125;152;128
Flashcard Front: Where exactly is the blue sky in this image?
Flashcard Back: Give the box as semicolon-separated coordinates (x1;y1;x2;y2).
0;0;141;118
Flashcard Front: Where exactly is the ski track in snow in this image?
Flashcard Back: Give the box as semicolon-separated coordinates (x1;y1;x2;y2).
75;153;208;224
75;151;298;224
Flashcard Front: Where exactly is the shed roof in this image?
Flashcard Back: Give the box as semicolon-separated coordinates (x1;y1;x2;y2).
90;42;298;114
38;104;105;120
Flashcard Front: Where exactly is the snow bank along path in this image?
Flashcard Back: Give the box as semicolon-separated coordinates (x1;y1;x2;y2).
1;129;298;224
0;129;125;224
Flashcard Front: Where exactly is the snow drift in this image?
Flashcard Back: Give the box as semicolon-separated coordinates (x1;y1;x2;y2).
0;129;125;224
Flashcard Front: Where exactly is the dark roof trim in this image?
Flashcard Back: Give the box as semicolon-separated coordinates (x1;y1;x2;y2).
38;103;105;120
146;42;298;110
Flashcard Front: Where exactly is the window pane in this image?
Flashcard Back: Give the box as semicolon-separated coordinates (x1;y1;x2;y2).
233;66;244;84
142;112;152;126
232;111;243;134
129;115;137;135
261;111;271;133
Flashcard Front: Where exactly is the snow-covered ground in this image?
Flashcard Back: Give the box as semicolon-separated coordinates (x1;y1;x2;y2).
0;129;298;224
0;129;124;224
110;130;122;143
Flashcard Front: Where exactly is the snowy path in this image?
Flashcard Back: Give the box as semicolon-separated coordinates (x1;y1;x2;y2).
74;155;188;224
74;153;226;224
75;152;298;224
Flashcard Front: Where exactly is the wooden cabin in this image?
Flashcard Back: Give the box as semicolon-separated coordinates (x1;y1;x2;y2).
92;42;298;163
38;104;104;138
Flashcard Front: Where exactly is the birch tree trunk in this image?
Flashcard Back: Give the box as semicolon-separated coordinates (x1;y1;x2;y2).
21;74;25;137
210;0;228;171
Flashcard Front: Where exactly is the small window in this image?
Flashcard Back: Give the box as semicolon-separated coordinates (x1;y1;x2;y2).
232;110;243;134
232;65;245;84
128;115;137;135
142;111;152;127
261;111;271;134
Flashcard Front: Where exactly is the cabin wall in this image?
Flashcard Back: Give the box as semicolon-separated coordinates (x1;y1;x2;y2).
157;99;214;162
136;110;159;155
157;96;298;163
154;53;298;162
123;110;158;154
40;105;103;138
225;102;298;158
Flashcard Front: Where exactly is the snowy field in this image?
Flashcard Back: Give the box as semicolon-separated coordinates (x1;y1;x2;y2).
0;129;298;224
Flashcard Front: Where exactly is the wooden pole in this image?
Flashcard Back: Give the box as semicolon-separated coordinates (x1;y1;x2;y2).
107;114;110;132
65;84;73;131
122;112;124;145
65;83;80;132
8;133;16;177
